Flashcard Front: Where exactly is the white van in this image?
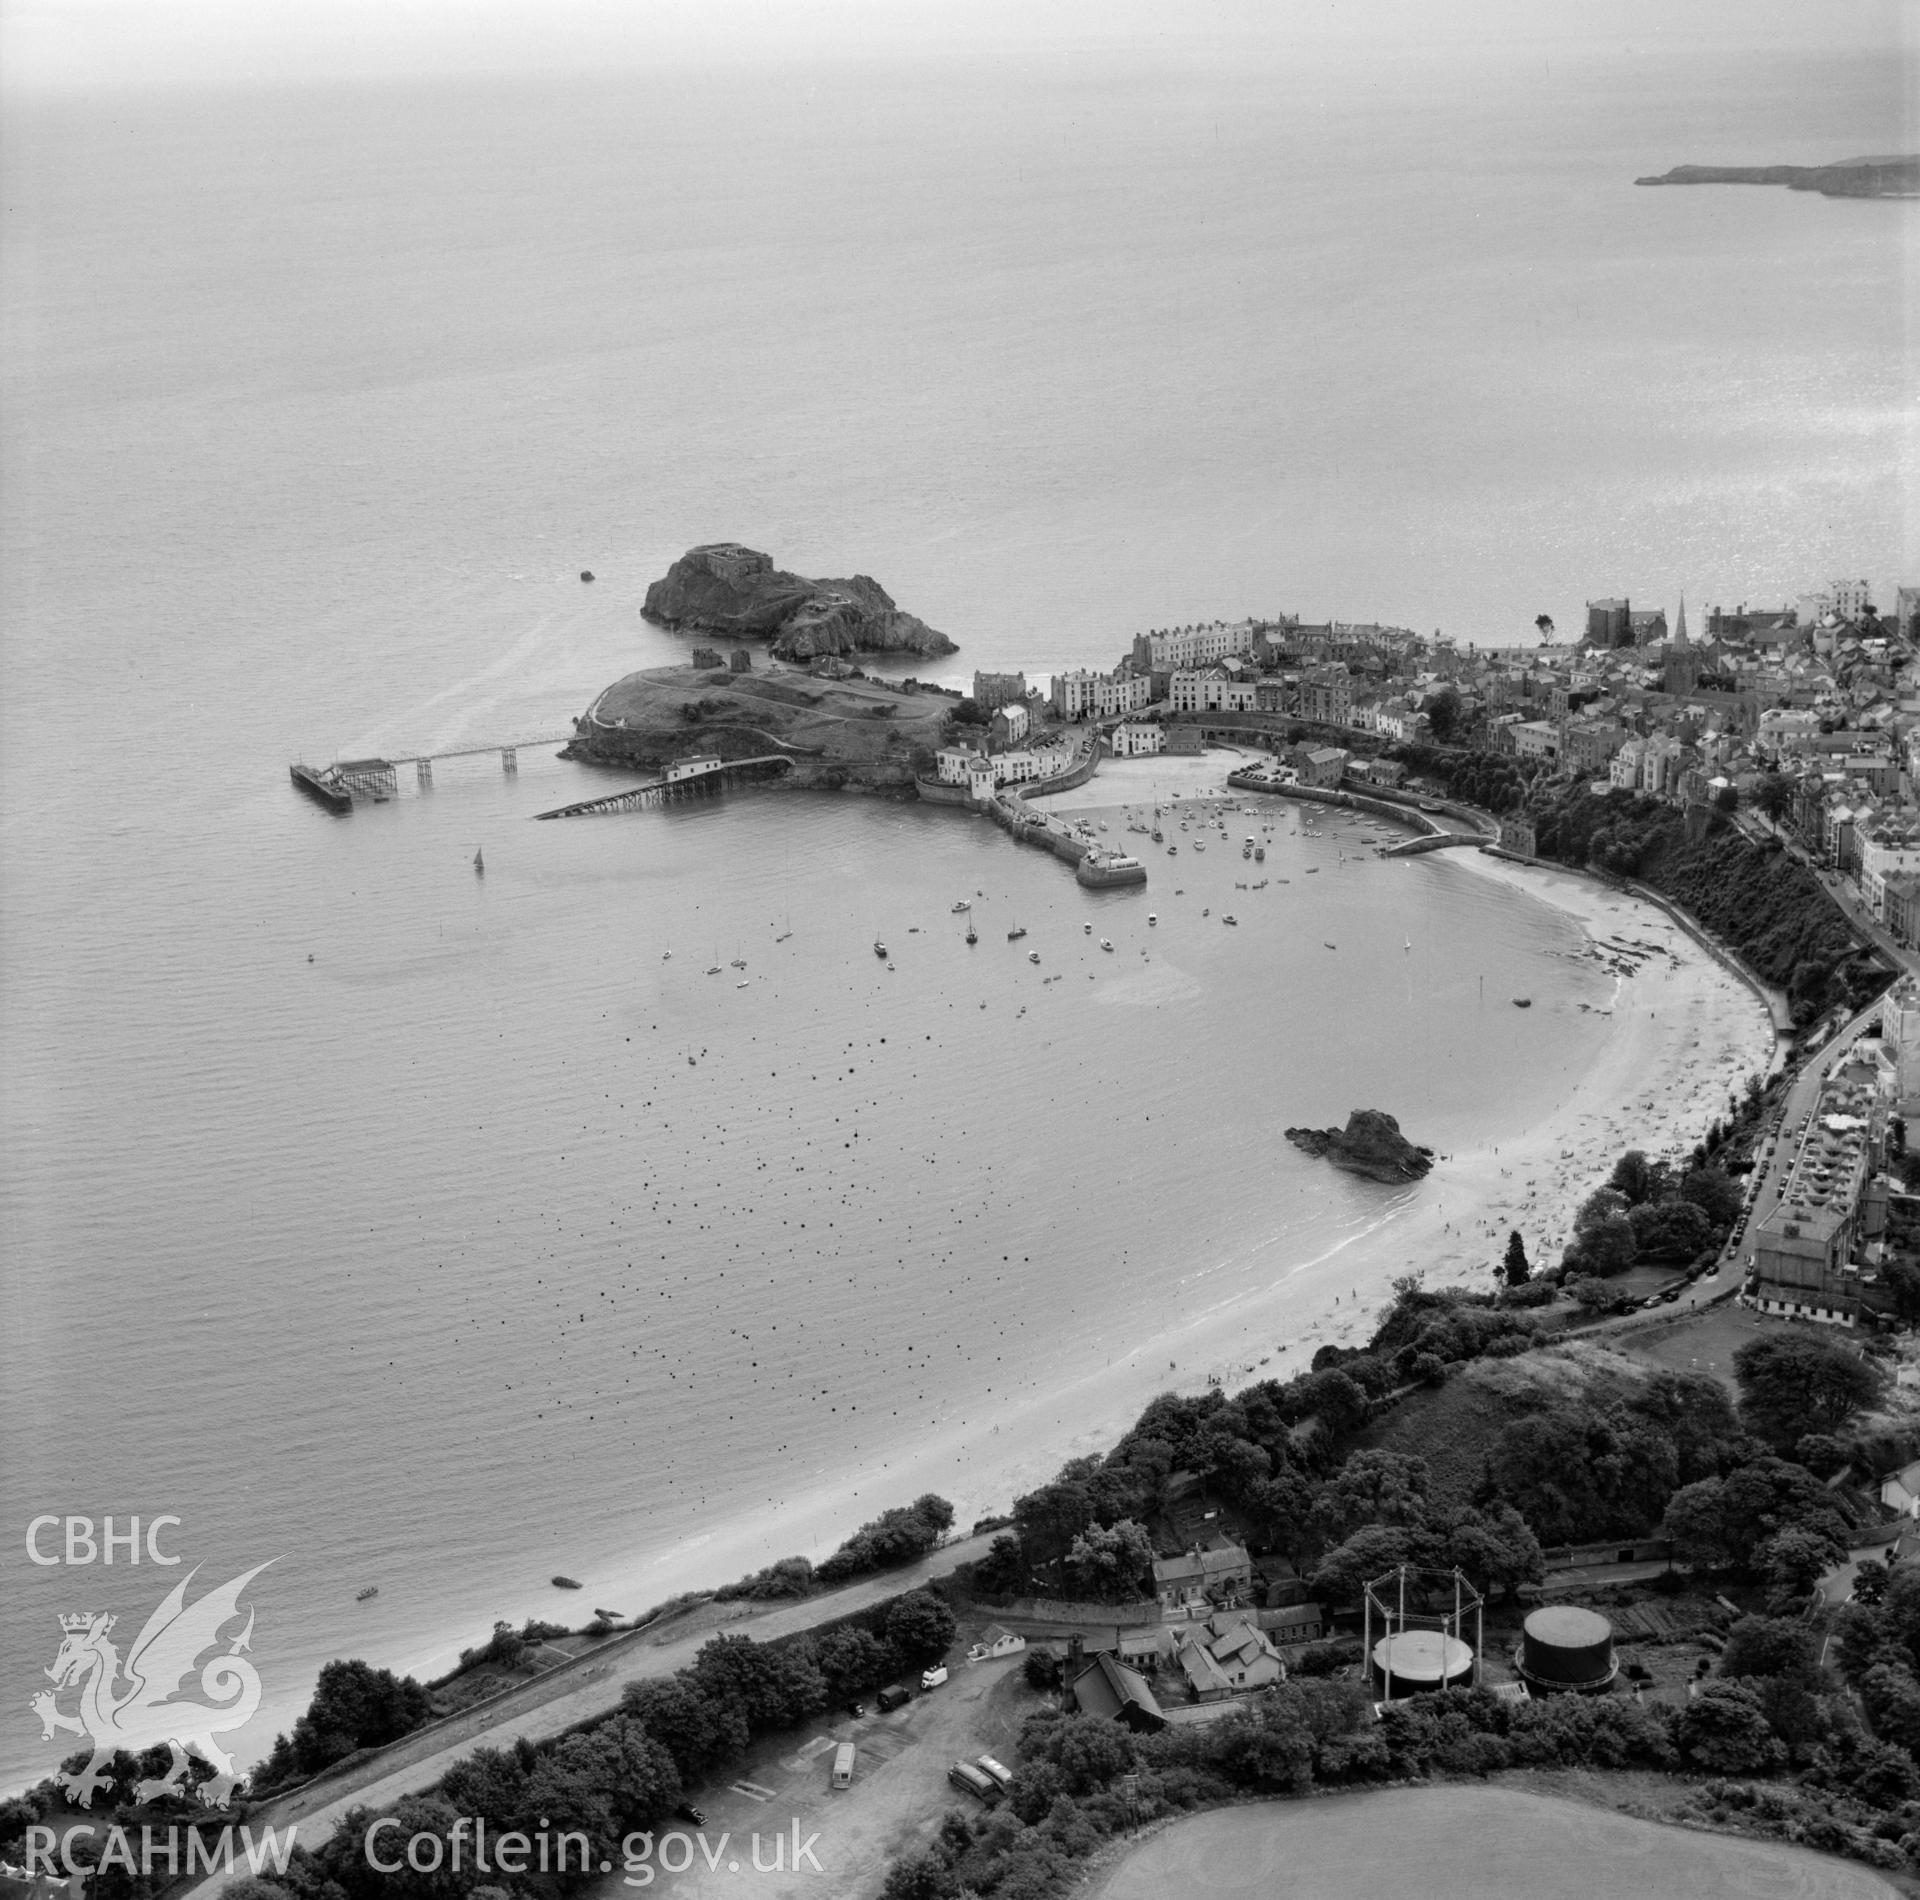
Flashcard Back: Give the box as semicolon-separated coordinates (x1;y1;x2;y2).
920;1664;949;1689
830;1742;856;1791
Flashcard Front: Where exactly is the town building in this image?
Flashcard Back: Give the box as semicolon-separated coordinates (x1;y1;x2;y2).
989;701;1031;750
1051;669;1152;720
1295;745;1350;788
1747;1061;1888;1324
972;671;1029;711
1109;720;1164;758
1586;599;1632;648
1296;663;1353;727
1069;1650;1166;1731
1168;671;1260;714
965;1625;1027;1663
1512;720;1560;762
1130;622;1258;671
1152;1538;1254;1617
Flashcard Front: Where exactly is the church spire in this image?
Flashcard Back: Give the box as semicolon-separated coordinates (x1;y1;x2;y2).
1673;595;1689;648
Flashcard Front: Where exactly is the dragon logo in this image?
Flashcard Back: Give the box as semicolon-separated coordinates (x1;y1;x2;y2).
31;1563;271;1809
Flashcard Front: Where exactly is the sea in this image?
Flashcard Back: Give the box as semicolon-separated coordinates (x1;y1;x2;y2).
0;40;1911;1793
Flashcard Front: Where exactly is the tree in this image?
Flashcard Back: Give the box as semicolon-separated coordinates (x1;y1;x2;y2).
1719;1616;1820;1686
1880;1258;1920;1324
1575;1186;1630;1231
1535;614;1555;640
1677;1682;1788;1774
1309;1451;1431;1546
256;1659;433;1788
1424;686;1463;746
884;1589;956;1667
1754;773;1794;830
1757;1526;1841;1609
1501;1231;1531;1287
1677;1166;1743;1230
1061;1520;1154;1602
1014;1478;1096;1573
1563;1214;1636;1278
1570;1275;1617;1314
1308;1525;1412;1607
1734;1334;1885;1448
1628;1199;1711;1261
1607;1150;1659;1206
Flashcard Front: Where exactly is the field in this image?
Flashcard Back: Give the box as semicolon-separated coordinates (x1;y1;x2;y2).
1084;1784;1899;1900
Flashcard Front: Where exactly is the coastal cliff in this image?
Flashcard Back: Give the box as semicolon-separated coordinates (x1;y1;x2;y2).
642;544;958;660
1286;1109;1434;1183
1634;156;1919;199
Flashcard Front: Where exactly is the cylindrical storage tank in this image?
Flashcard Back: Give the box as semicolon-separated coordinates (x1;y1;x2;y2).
1519;1607;1616;1693
1370;1630;1474;1699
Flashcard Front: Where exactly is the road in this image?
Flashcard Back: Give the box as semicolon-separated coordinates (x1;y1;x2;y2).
187;1532;999;1894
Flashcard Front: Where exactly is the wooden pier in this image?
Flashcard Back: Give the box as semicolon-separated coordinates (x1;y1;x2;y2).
534;754;796;819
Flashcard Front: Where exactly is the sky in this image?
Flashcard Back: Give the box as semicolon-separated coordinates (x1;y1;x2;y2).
1;0;1913;90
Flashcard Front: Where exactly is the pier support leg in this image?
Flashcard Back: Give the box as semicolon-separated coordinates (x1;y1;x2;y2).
417;759;433;788
501;748;517;775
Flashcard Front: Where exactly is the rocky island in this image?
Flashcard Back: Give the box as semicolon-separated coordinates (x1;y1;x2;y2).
642;543;958;661
1285;1109;1435;1183
1634;155;1919;198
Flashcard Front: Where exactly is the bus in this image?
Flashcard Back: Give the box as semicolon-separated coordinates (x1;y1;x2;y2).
830;1743;856;1791
976;1755;1014;1793
947;1761;996;1802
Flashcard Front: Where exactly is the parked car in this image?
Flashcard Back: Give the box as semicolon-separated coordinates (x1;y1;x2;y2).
674;1804;705;1827
846;1700;867;1719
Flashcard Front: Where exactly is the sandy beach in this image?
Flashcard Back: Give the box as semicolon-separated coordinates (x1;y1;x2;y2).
544;758;1780;1633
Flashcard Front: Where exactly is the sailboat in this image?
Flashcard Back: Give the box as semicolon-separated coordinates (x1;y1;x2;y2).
965;917;978;945
473;846;484;876
1007;921;1027;940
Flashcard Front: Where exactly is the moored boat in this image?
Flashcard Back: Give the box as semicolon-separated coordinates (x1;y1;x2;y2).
873;940;888;959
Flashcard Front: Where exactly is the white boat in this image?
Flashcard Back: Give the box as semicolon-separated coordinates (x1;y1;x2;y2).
1100;938;1113;951
1028;950;1040;963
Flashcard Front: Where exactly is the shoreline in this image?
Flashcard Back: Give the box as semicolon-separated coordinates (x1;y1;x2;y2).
447;762;1776;1669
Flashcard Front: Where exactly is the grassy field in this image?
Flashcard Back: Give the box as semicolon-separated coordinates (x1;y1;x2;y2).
583;662;956;776
1084;1784;1899;1900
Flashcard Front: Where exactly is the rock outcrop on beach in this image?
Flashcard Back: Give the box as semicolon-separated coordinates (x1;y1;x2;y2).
1634;156;1919;199
642;544;958;660
1286;1110;1434;1183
